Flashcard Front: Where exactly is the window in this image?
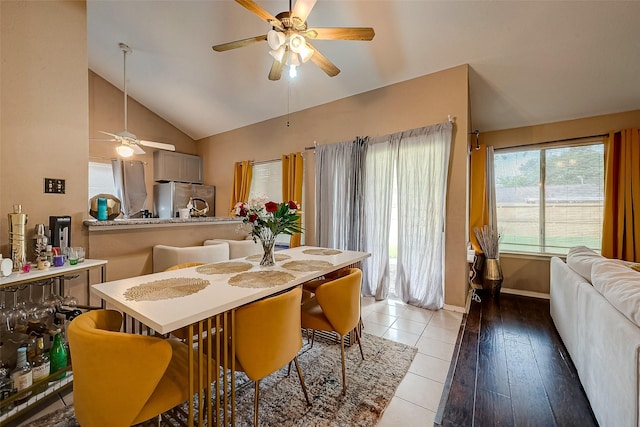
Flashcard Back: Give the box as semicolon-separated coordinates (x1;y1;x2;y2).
494;141;604;255
88;162;116;199
248;161;305;247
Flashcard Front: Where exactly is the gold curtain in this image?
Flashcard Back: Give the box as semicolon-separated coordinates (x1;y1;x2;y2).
602;128;640;262
282;152;304;247
229;160;253;216
469;144;489;253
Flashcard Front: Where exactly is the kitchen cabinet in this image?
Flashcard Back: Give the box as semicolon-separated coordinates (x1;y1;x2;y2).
153;151;203;184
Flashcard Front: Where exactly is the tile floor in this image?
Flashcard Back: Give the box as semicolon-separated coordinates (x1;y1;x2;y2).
17;296;463;427
364;296;463;427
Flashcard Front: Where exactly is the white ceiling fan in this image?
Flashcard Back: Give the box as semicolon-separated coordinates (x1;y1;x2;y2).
96;43;176;157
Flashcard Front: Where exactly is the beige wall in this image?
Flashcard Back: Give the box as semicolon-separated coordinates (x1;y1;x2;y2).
481;109;640;294
198;65;471;308
1;1;88;257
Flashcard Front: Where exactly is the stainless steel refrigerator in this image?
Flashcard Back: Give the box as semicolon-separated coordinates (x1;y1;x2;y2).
153;182;215;218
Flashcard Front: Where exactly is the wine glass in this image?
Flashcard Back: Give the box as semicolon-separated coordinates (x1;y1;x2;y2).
59;275;79;309
62;294;78;309
0;290;9;332
7;287;28;331
44;282;63;313
23;284;39;320
34;280;56;321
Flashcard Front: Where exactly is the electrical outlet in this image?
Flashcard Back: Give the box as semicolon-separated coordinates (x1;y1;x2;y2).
44;178;65;194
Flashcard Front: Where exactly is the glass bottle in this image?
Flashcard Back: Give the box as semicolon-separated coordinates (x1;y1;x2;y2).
49;332;67;380
0;342;13;413
0;342;9;379
31;336;50;393
11;346;32;403
8;204;28;272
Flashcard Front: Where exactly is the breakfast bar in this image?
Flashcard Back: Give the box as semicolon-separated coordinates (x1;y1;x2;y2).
91;246;370;426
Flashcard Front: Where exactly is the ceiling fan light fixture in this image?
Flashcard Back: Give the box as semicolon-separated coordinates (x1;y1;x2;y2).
289;64;297;78
298;44;314;63
269;45;286;62
289;34;306;53
287;51;301;67
267;30;285;50
116;144;135;158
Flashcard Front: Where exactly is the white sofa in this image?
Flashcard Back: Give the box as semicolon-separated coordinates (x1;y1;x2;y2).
152;244;230;273
550;246;640;427
203;238;262;260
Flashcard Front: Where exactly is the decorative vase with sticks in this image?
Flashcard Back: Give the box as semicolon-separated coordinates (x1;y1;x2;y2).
473;225;503;297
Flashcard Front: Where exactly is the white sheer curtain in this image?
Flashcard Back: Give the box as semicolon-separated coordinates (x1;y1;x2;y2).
486;146;497;230
315;139;367;250
395;122;452;309
361;137;397;300
112;159;147;218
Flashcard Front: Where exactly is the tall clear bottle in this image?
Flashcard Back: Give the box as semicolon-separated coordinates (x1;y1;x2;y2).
11;346;32;404
31;336;50;393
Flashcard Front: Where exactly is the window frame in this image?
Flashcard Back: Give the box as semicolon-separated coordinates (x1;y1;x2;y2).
494;137;604;256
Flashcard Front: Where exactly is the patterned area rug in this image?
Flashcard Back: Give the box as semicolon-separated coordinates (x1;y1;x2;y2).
26;333;416;426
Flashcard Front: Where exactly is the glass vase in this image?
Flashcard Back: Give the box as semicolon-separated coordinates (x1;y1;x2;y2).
258;229;276;267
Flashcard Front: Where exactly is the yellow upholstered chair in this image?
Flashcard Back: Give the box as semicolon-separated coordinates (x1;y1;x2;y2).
300;268;364;395
68;309;198;427
232;286;311;426
302;266;352;295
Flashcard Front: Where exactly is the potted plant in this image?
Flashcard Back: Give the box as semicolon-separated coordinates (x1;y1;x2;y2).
233;196;301;266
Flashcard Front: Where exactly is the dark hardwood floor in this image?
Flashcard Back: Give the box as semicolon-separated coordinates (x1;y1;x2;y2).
435;290;598;427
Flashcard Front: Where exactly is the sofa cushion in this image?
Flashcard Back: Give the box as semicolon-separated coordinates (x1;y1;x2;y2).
565;246;604;283
203;238;262;260
591;259;640;327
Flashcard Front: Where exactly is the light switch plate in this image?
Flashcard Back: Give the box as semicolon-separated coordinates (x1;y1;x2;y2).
44;178;65;194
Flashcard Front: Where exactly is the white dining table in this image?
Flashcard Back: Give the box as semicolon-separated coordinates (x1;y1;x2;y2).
91;245;370;426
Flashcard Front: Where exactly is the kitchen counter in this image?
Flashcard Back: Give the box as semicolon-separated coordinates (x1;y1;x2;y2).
83;216;241;231
84;217;247;284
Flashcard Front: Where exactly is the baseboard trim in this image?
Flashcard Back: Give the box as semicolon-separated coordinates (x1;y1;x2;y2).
500;287;550;300
443;302;466;313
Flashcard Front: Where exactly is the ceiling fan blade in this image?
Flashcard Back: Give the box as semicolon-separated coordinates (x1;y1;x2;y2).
139;140;176;151
292;0;317;23
306;43;340;77
130;144;146;155
98;130;120;139
90;138;117;142
235;0;283;30
268;58;284;81
305;27;375;41
212;34;267;52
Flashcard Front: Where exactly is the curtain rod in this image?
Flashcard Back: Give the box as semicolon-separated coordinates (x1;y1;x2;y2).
304;116;454;151
244;153;301;166
250;158;280;166
495;133;608;150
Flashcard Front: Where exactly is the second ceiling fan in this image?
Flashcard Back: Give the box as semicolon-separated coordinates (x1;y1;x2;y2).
212;0;375;80
96;43;176;157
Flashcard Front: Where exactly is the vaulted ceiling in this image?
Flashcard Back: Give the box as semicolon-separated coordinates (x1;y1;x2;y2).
88;1;640;140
